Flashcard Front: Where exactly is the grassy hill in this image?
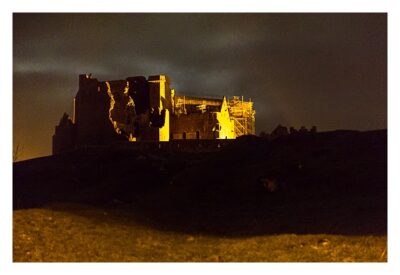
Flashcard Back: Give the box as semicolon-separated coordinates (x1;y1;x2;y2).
13;130;387;262
13;203;386;262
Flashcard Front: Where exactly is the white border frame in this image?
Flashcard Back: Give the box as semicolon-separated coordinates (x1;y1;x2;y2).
2;1;398;275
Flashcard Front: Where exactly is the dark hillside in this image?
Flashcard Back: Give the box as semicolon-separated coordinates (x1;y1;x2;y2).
13;130;387;237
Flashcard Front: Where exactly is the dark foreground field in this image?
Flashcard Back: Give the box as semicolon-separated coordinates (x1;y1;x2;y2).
13;130;387;262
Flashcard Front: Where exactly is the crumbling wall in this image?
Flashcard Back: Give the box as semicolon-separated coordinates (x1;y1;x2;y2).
73;74;171;146
52;113;75;154
104;80;136;141
74;75;117;146
126;76;150;115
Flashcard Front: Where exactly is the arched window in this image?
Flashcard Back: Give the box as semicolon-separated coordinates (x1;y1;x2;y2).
183;132;186;140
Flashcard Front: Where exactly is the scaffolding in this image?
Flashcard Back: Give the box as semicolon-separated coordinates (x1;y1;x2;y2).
173;94;256;138
228;96;256;137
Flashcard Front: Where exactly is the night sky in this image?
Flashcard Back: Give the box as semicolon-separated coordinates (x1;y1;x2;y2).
13;13;387;160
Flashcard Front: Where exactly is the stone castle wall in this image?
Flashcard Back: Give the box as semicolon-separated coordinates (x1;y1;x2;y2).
52;74;256;154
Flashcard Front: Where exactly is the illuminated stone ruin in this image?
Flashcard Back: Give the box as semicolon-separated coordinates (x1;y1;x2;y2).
52;74;256;154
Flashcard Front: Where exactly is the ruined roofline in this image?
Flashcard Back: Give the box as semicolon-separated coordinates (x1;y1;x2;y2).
79;73;170;84
175;95;254;104
175;95;223;106
148;75;170;83
175;95;223;100
77;73;254;107
78;73;250;100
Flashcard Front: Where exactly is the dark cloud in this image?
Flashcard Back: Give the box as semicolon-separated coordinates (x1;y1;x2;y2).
13;13;387;160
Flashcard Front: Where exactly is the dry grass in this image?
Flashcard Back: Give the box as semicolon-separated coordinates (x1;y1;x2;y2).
13;203;387;262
